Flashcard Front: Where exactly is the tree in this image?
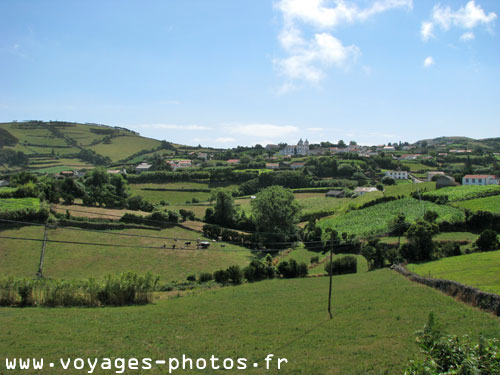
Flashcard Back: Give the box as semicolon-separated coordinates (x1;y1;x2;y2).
208;189;236;227
251;186;301;242
402;219;439;262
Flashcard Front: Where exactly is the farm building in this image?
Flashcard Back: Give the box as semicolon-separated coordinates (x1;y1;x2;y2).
60;170;75;177
135;162;152;173
0;180;9;187
227;159;240;164
427;171;445;181
325;190;345;198
385;170;408;180
354;187;378;195
436;175;458;189
462;175;499;186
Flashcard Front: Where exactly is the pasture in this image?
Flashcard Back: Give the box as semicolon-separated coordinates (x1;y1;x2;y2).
0;225;256;282
129;183;212;205
89;135;161;162
409;249;500;294
453;195;500;213
1;270;499;374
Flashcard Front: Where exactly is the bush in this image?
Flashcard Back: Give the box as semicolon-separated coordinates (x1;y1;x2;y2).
439;242;462;257
475;229;499;252
186;275;196;282
404;313;500;374
324;255;357;275
310;256;319;264
243;260;276;282
381;176;396;185
213;269;230;285
199;273;213;283
277;259;308;278
226;265;244;285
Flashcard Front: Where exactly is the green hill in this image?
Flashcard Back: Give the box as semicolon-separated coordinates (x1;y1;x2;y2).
0;121;169;171
415;136;500;152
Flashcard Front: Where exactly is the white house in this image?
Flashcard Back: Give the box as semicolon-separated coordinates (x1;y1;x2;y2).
354;187;378;195
135;162;152;173
0;180;9;187
385;170;408;180
279;139;309;156
462;175;499;186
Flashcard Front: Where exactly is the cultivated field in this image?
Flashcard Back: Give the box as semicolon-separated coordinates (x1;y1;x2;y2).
318;198;465;237
453;195;500;213
423;185;500;202
1;270;499;374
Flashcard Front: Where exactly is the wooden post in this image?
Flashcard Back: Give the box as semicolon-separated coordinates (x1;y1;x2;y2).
327;234;334;319
37;225;48;278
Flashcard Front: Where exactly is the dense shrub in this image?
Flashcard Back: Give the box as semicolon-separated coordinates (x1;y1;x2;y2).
226;265;244;285
324;255;357;275
243;260;276;282
277;259;308;278
213;269;230;285
405;313;500;375
310;256;319;264
198;273;213;283
475;229;499;252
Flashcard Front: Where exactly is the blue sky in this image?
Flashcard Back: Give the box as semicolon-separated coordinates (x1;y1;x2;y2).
1;0;499;147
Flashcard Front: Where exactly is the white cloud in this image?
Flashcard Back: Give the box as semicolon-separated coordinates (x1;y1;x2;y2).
421;1;496;41
423;56;435;67
141;124;211;130
421;21;435;41
460;31;475;41
226;123;299;138
274;0;412;86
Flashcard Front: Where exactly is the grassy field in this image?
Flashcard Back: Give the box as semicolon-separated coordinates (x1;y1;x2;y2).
0;197;41;211
130;183;212;205
1;270;499;374
90;135;161;162
423;185;500;202
453;195;500;213
408;250;500;295
401;161;435;171
0;225;256;281
318;198;465;237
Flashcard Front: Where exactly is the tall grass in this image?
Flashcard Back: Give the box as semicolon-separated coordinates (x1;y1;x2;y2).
0;272;159;307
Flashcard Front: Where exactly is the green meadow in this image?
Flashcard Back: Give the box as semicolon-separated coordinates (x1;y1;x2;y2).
408;249;500;295
1;270;499;375
0;225;256;282
453;195;500;213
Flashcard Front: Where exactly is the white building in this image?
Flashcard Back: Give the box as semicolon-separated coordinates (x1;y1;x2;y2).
354;187;378;195
385;170;408;180
427;171;445;181
280;139;309;156
462;175;499;186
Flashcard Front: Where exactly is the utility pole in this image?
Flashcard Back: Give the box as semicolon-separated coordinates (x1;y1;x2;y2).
37;224;48;278
327;232;334;319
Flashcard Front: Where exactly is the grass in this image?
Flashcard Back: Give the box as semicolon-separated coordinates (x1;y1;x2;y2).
89;135;161;162
318;198;465;237
0;197;41;211
453;195;500;213
380;232;478;245
423;185;500;202
408;250;500;295
1;270;499;374
130;184;212;205
401;161;435;171
0;225;256;282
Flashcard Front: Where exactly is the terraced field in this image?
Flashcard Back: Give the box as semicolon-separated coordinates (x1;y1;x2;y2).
453;195;500;213
90;135;161;162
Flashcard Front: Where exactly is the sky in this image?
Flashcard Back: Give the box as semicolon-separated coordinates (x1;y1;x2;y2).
0;0;499;148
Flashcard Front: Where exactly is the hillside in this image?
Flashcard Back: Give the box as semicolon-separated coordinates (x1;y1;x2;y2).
415;136;500;152
0;121;169;170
